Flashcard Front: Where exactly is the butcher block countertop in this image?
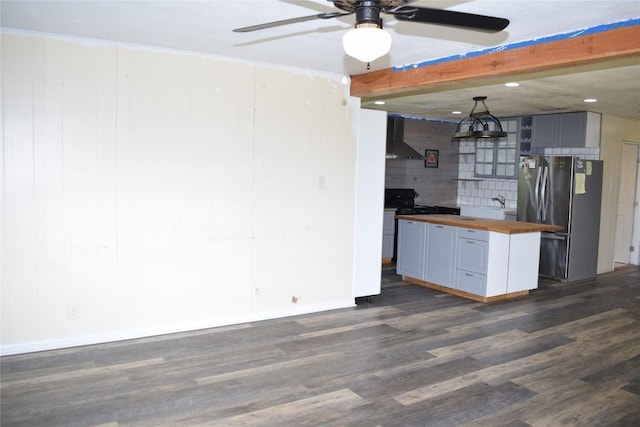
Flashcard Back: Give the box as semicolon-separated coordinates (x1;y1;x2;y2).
395;214;565;235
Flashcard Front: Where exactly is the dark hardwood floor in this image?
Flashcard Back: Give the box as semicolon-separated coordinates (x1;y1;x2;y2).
2;265;640;426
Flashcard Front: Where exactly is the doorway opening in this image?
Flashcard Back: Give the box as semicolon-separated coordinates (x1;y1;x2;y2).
614;142;640;266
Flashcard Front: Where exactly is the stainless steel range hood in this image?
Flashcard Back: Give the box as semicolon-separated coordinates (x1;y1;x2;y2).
386;116;425;160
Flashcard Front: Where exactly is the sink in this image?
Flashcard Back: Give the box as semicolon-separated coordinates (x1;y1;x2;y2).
460;205;516;220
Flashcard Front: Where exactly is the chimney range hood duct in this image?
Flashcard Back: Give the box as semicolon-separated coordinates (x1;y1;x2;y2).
386;117;425;160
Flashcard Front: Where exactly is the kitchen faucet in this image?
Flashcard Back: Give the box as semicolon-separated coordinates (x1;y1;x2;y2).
491;195;506;208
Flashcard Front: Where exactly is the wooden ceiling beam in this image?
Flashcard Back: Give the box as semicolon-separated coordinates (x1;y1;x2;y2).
350;24;640;99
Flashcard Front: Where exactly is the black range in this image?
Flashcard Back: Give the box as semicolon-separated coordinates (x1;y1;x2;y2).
385;188;460;216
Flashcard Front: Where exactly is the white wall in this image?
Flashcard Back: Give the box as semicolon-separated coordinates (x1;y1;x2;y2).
1;32;364;355
598;114;640;273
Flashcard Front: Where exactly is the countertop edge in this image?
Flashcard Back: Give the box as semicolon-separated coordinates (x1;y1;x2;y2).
395;214;565;234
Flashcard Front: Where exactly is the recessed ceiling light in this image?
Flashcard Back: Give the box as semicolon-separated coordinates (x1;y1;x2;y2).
584;98;598;103
374;101;385;105
452;111;462;115
504;82;520;87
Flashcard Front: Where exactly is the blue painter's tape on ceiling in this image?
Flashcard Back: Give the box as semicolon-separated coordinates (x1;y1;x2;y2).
393;17;640;72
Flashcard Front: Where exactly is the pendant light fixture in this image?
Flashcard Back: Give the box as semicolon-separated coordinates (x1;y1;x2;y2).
452;96;507;141
342;1;391;63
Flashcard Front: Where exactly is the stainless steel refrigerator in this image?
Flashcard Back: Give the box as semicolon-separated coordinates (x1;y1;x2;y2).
517;156;603;282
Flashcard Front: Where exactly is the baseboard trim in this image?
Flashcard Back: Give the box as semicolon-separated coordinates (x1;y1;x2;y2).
0;299;355;356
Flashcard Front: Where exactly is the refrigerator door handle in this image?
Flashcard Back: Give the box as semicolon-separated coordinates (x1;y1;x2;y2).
540;166;549;222
534;166;543;221
541;233;568;241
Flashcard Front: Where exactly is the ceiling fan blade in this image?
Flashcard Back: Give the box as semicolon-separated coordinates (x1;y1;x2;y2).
233;12;352;33
393;7;509;32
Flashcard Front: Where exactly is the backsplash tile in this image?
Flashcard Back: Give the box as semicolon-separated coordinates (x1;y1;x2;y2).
456;145;601;209
457;179;518;209
543;147;600;160
385;118;459;206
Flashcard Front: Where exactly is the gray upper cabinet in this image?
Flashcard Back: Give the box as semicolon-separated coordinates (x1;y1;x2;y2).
558;112;586;147
531;112;601;149
532;114;558;148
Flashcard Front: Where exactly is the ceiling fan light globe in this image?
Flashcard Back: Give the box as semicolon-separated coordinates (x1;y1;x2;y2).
342;27;392;63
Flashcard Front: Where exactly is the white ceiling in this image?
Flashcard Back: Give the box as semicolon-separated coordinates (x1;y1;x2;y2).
2;1;640;120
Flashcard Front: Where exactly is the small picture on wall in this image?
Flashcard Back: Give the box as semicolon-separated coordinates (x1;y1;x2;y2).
425;149;439;168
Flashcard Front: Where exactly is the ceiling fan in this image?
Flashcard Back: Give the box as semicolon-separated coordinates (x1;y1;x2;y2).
232;1;510;63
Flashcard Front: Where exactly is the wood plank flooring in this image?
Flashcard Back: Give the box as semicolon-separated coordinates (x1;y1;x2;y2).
2;265;639;426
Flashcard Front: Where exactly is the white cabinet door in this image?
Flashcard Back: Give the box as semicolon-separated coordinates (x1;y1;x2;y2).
396;220;427;279
381;210;396;260
426;224;457;287
383;210;395;234
382;235;394;259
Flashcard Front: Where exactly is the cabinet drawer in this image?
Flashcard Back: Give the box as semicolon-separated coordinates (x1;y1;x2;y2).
457;238;489;274
458;228;489;241
456;270;487;296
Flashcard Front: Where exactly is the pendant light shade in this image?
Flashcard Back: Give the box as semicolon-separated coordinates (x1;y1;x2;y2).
343;24;392;63
452;96;508;141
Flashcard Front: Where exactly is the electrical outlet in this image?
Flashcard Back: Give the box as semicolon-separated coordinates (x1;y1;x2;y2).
68;305;79;320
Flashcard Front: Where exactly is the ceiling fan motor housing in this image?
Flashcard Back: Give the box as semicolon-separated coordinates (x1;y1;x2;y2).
354;1;383;27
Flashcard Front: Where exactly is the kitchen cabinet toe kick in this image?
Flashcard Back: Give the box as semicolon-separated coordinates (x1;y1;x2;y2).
402;276;530;303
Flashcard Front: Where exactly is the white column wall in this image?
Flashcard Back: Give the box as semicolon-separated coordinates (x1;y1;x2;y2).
1;32;360;355
353;109;387;298
598;114;640;273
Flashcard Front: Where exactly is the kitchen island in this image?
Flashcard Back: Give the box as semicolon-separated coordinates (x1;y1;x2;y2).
395;214;564;302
